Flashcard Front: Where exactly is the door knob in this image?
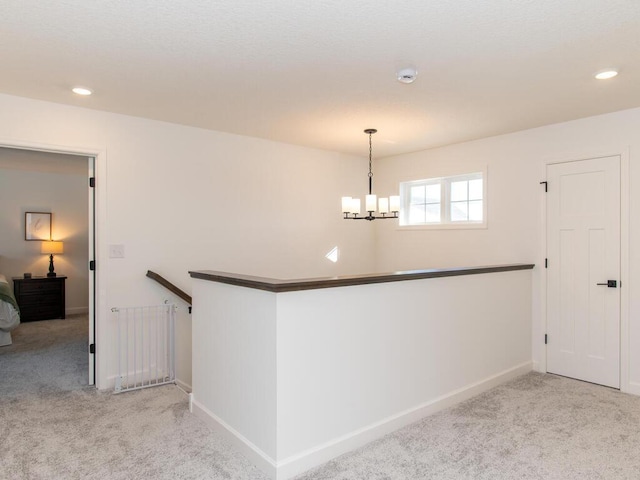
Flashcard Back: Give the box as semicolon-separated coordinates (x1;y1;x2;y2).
596;280;617;288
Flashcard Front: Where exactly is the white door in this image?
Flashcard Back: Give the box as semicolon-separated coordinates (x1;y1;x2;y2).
546;156;620;388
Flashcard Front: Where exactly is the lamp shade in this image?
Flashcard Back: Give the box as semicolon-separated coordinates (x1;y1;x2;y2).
41;241;64;255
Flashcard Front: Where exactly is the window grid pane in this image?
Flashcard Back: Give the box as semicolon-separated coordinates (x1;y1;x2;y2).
469;200;483;221
425;184;441;203
425;204;441;223
407;183;440;223
409;204;426;224
450;181;468;202
450;201;469;222
410;185;426;204
400;172;484;226
469;179;483;200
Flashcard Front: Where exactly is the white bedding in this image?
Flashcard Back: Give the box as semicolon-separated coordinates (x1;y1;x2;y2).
0;299;20;328
0;274;20;346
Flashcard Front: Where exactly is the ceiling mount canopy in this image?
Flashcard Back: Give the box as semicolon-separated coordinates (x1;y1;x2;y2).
341;129;400;221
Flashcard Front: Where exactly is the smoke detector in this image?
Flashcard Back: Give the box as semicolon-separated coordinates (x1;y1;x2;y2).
397;68;418;84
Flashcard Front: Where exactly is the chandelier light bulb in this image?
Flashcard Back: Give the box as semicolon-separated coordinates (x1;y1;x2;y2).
389;196;401;213
341;197;353;214
366;194;377;212
351;198;361;215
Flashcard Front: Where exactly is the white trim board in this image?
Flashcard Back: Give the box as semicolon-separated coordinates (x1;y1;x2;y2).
192;361;532;480
175;379;192;394
628;382;640;397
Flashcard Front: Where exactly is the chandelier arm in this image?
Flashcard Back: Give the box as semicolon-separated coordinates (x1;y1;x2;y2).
343;212;399;221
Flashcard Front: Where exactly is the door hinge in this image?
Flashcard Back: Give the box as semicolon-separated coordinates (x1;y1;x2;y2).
89;260;96;271
545;258;548;268
89;343;95;354
540;181;548;192
89;177;95;188
544;334;548;345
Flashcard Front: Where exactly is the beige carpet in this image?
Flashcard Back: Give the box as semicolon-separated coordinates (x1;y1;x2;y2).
297;373;640;479
0;315;89;396
0;316;269;479
2;317;640;479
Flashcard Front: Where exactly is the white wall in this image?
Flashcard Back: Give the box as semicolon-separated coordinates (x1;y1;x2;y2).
192;279;277;461
4;90;638;397
375;106;640;393
0;166;89;314
0;93;375;389
276;271;531;469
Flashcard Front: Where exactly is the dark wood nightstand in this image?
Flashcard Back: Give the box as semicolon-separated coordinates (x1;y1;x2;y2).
12;276;66;322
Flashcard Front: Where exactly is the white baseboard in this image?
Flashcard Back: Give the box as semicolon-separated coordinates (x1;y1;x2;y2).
66;306;89;315
277;361;532;479
175;378;192;393
625;381;640;396
193;361;532;480
192;399;277;479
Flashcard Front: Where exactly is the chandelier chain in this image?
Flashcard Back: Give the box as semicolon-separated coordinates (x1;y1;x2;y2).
368;132;373;178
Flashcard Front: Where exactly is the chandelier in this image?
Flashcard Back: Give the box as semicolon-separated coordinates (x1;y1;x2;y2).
342;129;400;221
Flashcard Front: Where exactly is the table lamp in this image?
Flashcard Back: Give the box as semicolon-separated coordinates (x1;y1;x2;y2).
41;241;64;277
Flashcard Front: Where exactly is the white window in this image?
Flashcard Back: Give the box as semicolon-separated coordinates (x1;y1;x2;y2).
400;172;485;227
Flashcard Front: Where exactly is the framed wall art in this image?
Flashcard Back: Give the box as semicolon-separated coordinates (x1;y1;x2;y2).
25;212;52;241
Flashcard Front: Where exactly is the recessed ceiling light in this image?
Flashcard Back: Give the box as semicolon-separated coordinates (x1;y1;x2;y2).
594;70;618;80
72;86;93;96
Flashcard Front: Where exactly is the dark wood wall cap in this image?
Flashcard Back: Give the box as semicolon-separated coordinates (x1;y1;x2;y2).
189;264;535;293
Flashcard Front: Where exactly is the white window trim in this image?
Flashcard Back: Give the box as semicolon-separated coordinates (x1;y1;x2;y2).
398;169;487;230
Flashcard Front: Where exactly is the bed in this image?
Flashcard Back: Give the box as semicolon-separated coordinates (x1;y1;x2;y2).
0;274;20;346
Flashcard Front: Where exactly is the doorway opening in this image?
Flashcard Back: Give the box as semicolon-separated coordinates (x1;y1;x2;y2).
0;146;96;390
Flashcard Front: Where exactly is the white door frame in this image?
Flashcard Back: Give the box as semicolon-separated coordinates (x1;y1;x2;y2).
0;137;108;389
539;147;630;393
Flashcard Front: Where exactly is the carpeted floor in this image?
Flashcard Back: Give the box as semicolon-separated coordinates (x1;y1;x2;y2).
2;317;640;479
296;373;640;480
0;315;89;396
0;316;270;479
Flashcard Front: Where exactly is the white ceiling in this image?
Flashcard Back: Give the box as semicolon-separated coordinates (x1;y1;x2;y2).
1;1;639;157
